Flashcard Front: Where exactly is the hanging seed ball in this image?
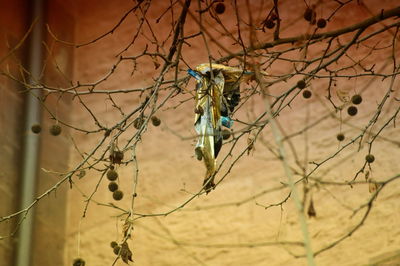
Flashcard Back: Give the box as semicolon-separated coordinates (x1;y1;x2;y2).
302;90;312;99
336;133;345;141
297;80;306;89
108;181;118;192
214;3;225;14
347;105;358;116
113;245;121;255
365;154;375;163
222;129;231;140
133;117;144;129
49;124;62;136
110;150;124;164
151;116;161;127
114;151;124;164
77;170;86;179
265;19;275;29
110;241;118;249
113;190;124;201
351;94;362;105
107;169;118;181
303;8;313;22
317;18;327;28
31;124;41;134
73;258;85;266
270;12;278;21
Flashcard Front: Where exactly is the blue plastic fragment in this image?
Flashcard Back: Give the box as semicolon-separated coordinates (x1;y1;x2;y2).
187;69;202;81
221;116;233;128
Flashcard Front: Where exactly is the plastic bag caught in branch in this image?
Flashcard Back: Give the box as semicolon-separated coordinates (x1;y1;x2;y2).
188;63;266;193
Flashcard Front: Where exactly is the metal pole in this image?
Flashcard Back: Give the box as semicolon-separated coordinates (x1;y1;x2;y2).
15;0;44;265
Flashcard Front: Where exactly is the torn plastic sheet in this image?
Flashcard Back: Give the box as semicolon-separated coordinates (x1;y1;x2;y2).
188;63;262;193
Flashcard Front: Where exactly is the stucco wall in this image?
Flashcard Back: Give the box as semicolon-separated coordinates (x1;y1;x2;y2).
63;1;400;266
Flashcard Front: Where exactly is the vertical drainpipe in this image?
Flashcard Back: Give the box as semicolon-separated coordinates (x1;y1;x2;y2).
15;0;45;265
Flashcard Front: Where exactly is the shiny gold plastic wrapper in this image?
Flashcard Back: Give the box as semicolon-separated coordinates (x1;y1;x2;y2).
190;63;264;193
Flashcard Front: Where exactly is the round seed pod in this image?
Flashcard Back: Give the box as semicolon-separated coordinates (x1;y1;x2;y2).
297;80;306;89
214;3;225;14
110;150;124;164
351;94;362;105
31;124;41;134
49;124;62;136
302;90;312;99
365;154;375;163
110;241;118;248
113;245;121;255
133;117;144;129
113;190;124;201
222;129;231;140
73;258;85;266
151;116;161;127
113;151;124;164
303;8;313;21
108;181;118;192
347;106;358;116
77;170;86;179
107;169;118;181
336;133;345;141
265;19;275;29
317;18;327;28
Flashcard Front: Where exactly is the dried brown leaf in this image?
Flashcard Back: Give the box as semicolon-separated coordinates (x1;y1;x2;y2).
120;242;133;264
307;199;316;218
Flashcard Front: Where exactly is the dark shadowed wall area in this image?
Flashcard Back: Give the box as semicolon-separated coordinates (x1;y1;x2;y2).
0;0;74;265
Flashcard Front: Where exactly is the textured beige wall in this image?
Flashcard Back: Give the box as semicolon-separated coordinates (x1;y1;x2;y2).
55;0;400;265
